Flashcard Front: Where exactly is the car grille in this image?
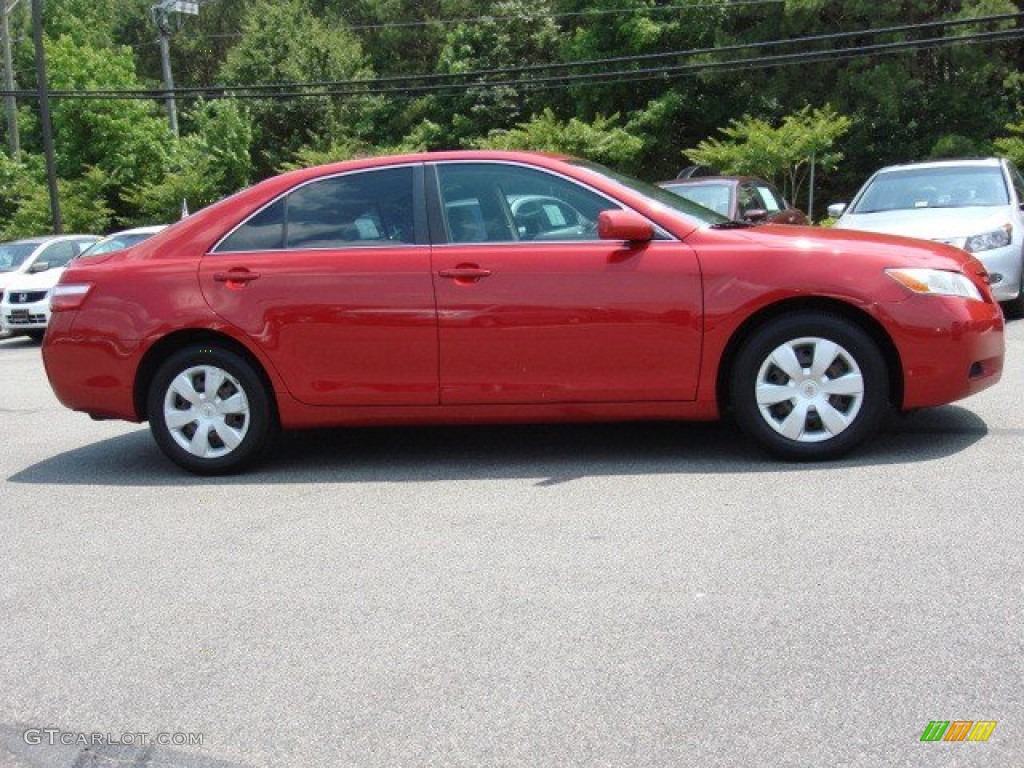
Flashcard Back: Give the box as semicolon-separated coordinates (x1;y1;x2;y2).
6;290;48;305
4;312;47;325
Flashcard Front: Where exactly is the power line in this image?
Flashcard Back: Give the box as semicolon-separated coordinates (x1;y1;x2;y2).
1;14;1019;102
1;27;1018;103
6;11;1019;99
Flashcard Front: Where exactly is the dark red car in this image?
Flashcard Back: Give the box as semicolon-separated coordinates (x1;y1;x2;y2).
659;176;809;225
43;151;1003;473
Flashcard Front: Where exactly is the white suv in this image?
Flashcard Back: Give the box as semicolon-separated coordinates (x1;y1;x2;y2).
829;157;1024;317
0;235;100;340
1;227;168;341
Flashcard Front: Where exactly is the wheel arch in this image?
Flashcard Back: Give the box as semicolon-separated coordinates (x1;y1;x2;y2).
133;329;279;424
715;297;904;414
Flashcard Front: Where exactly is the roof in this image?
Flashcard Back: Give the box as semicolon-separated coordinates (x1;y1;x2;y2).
1;234;99;247
874;157;1004;174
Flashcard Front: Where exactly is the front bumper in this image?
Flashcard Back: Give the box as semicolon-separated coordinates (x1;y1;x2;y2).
883;292;1004;410
967;243;1023;301
0;296;51;332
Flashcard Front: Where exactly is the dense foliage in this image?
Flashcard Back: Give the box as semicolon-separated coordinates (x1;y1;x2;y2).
0;0;1021;235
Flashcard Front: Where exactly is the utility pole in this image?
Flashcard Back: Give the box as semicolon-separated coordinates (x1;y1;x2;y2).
1;0;20;158
808;151;816;224
152;1;199;137
31;0;60;233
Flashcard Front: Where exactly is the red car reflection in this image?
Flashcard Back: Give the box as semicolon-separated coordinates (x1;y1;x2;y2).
43;151;1003;473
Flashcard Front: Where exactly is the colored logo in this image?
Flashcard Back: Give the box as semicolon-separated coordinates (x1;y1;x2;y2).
920;720;997;742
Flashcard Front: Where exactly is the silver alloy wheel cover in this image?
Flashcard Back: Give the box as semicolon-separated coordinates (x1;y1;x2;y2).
163;364;250;459
754;336;865;443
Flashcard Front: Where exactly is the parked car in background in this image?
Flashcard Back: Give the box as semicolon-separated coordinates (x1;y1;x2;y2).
0;235;100;340
1;227;163;341
42;151;1003;474
829;158;1024;318
658;176;809;225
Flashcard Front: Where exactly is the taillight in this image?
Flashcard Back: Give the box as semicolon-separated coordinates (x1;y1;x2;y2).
50;283;93;312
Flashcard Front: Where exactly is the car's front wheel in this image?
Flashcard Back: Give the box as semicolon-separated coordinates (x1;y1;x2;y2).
147;346;275;474
731;313;889;460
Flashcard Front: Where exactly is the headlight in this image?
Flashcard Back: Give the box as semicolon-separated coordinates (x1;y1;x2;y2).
964;224;1011;252
885;268;984;301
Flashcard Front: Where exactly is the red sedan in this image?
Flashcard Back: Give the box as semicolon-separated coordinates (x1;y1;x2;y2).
42;151;1004;473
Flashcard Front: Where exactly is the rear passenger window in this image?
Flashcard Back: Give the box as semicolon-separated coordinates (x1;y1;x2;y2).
216;166;416;252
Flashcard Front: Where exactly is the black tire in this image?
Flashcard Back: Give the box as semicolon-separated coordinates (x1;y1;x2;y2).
731;312;889;461
146;346;276;474
26;329;45;342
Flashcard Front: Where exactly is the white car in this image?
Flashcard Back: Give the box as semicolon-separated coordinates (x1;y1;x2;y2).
0;235;100;339
829;158;1024;317
1;227;163;340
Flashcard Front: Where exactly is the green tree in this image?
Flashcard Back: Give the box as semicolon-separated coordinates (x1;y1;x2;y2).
685;106;852;207
218;0;375;175
433;0;561;144
125;99;254;222
44;35;172;216
995;120;1024;168
476;108;644;171
3;166;113;238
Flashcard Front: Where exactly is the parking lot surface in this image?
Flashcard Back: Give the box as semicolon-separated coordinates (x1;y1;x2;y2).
1;322;1022;767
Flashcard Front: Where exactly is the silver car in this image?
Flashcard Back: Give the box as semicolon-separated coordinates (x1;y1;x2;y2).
829;158;1024;317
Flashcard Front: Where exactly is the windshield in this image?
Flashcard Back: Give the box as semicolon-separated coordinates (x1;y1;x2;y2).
850;166;1009;213
570;159;729;226
660;181;732;216
81;231;158;257
0;243;38;273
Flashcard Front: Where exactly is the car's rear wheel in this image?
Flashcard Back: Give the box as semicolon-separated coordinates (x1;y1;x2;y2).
147;346;275;474
731;313;889;460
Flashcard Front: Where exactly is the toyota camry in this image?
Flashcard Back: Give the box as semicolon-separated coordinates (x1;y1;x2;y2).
42;151;1004;474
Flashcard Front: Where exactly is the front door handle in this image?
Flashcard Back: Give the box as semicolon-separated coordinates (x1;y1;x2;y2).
438;265;492;282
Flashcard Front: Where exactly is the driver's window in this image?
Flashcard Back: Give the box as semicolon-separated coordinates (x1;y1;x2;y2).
436;163;616;243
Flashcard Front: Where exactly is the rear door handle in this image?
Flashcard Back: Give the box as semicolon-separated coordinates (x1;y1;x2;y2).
213;269;261;284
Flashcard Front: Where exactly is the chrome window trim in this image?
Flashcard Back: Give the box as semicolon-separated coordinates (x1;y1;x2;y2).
210;162;423;255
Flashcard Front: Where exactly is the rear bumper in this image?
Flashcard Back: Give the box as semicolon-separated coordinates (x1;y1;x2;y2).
42;311;142;421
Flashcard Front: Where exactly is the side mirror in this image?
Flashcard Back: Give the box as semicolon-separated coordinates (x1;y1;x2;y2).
827;203;847;218
597;210;654;243
28;261;50;274
743;208;768;222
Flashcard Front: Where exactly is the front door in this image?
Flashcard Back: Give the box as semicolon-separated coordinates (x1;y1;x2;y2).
430;161;703;405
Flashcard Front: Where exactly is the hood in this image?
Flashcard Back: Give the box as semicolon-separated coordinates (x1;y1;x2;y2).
1;266;66;293
729;223;972;269
835;206;1011;241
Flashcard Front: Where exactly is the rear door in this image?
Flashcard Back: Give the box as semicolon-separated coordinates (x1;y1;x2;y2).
199;164;438;407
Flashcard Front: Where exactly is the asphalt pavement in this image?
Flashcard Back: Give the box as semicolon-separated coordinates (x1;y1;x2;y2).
0;321;1021;767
